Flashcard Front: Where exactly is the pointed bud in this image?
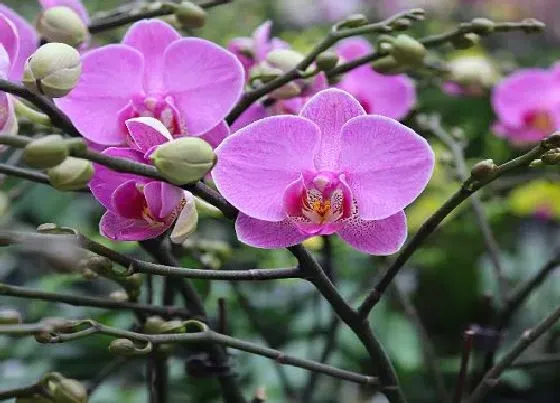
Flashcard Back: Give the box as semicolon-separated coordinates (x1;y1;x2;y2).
0;308;22;324
469;18;494;35
266;49;304;72
48;157;93;191
315;51;339;72
451;33;479;50
390;34;426;66
174;2;206;29
151;137;216;185
23;43;81;98
51;378;87;403
36;6;88;47
108;339;152;356
337;14;368;29
23;135;69;168
470;159;497;180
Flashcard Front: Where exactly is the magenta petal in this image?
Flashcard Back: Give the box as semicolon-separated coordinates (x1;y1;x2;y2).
300;88;365;171
122;20;180;92
230;102;267;132
111;180;145;219
340;115;434;220
163;38;244;135
492;69;558;127
100;211;168;241
214;115;320;221
253;21;272;62
125;117;173;153
338;210;407;255
0;90;16;135
336;37;372;61
0;5;37;80
0;14;19;74
199;121;229;148
143;181;183;220
235;213;309;248
39;0;90;23
55;45;145;145
89;147;148;209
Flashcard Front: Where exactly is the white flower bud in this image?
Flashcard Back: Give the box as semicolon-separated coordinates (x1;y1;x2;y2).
47;157;93;191
36;6;88;47
23;43;81;98
23;135;69;169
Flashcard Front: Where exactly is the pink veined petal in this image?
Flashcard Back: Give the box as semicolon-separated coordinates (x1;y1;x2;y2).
214;115;320;221
300;88;365;171
0;14;18;75
122;20;180;93
253;21;272;62
100;211;168;241
492;69;559;127
55;45;145;145
163;38;245;136
338;210;407;255
340;115;434;220
89;147;149;209
199;120;230;148
235;213;309;249
143;181;183;220
111;180;145;219
125;117;173;153
230;102;267;132
0;91;17;136
0;5;37;80
39;0;90;23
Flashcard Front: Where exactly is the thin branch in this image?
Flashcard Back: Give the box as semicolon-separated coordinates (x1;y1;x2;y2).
453;330;474;403
0;282;192;318
88;0;232;34
510;353;560;369
466;303;560;403
0;163;50;185
357;134;556;319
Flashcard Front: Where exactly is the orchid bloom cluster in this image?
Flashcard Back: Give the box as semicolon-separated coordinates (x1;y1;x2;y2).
0;2;442;257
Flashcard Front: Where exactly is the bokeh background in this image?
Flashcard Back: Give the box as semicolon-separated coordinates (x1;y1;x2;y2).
1;0;560;402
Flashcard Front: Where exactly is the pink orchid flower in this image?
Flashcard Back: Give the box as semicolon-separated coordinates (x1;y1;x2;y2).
213;89;434;255
228;21;289;75
335;38;416;120
90;117;197;242
0;5;38;136
492;65;560;144
56;19;244;146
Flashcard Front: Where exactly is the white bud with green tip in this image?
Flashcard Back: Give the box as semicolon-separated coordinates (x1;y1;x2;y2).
36;6;88;47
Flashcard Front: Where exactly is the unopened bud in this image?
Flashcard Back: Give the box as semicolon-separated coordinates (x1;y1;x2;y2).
108;291;128;302
174;2;206;29
521;18;545;34
469;18;494;35
34;331;54;344
390;34;426;66
470;159;497;180
108;338;152;356
451;33;479;50
315;51;339;72
249;64;283;83
144;316;166;334
371;55;402;74
36;6;88;47
159;320;186;334
266;49;304;72
123;273;144;289
51;378;87;403
391;18;412;31
48;157;93;191
183;319;209;333
151;137;216;185
337;14;368;29
23;135;69;168
0;308;22;324
23;43;81;98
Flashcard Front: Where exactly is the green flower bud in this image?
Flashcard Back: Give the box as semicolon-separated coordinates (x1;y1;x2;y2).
174;2;206;29
183;319;209;333
469;17;494;35
108;291;128;302
36;6;88;47
371;55;402;74
249;64;283;84
108;339;152;356
23;135;69;168
47;157;93;191
144;316;166;334
315;51;339;72
451;33;479;50
470;159;497;180
159;320;186;334
266;49;304;72
23;43;81;98
0;308;22;324
151;137;216;185
50;378;87;403
391;18;412;31
337;14;368;29
390;34;426;66
123;273;144;289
